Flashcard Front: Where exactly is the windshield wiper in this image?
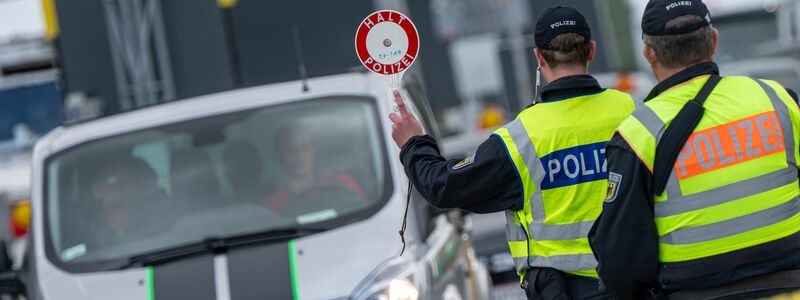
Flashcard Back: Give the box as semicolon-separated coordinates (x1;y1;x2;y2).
112;227;325;270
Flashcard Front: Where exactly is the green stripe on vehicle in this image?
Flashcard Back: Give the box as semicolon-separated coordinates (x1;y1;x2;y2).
147;266;155;300
437;256;444;277
289;240;300;300
444;239;456;260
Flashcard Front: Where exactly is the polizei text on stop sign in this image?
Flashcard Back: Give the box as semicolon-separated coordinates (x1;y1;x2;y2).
355;10;419;76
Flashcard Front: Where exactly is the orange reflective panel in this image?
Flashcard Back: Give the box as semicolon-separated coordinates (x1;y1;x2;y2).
675;111;785;179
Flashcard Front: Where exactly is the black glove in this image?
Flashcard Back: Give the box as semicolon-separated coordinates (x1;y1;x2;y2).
522;267;569;300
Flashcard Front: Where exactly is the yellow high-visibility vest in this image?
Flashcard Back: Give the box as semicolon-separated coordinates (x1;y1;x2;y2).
494;89;635;279
616;75;800;263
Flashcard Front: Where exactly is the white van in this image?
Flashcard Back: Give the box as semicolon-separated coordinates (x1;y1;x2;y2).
0;72;492;300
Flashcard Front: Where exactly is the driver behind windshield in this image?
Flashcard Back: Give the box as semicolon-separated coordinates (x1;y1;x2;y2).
263;124;366;213
87;157;162;248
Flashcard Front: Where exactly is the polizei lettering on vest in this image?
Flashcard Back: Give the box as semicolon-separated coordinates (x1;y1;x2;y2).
676;111;785;179
541;142;608;190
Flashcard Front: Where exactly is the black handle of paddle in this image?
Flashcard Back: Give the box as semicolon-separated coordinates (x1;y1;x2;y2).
399;181;412;256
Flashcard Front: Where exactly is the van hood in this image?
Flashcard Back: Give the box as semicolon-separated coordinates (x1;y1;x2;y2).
292;207;403;299
39;195;409;300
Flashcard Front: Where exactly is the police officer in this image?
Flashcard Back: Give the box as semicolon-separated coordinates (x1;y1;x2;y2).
390;6;635;299
589;1;800;299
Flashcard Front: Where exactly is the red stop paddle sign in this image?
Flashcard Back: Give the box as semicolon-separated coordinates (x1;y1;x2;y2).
355;10;419;75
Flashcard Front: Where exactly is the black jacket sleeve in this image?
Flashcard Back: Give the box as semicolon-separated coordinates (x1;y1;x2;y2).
588;133;660;300
399;134;523;213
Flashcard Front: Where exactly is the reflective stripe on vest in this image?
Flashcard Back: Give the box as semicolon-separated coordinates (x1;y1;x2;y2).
495;89;635;278
617;76;800;263
504;120;597;242
501;120;600;274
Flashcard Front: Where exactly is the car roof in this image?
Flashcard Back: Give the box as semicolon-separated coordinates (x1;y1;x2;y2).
36;72;387;155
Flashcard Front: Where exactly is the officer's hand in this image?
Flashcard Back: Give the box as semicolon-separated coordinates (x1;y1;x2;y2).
389;90;423;148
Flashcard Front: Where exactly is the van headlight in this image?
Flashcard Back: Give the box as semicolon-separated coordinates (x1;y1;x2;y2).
351;256;428;300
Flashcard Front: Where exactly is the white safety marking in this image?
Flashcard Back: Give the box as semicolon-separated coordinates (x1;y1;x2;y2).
214;255;231;300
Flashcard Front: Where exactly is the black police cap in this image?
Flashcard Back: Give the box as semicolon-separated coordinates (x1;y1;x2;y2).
642;0;712;36
534;6;591;50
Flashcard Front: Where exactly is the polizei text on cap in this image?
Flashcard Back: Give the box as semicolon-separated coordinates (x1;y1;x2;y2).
666;1;692;11
551;20;576;29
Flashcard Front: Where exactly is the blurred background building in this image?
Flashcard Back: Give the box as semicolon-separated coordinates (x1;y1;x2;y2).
8;0;637;132
3;0;798;136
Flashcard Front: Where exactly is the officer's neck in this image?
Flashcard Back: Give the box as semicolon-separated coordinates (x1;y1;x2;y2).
543;65;589;83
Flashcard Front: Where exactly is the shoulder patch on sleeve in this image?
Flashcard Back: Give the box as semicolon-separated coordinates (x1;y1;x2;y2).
453;154;476;170
605;172;622;203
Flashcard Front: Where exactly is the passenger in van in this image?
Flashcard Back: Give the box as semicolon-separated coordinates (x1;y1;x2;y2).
223;140;271;203
263;125;366;213
88;157;162;248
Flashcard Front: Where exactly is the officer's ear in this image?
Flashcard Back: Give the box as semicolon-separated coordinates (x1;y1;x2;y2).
643;43;658;69
533;48;547;69
710;27;719;57
587;40;597;63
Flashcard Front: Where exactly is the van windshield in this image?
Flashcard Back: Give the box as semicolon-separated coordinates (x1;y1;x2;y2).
45;96;390;268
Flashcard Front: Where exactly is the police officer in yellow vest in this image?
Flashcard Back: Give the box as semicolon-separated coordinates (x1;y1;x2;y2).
390;6;634;299
589;1;800;299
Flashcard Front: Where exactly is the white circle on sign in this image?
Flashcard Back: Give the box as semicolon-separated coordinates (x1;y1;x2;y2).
365;21;409;65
